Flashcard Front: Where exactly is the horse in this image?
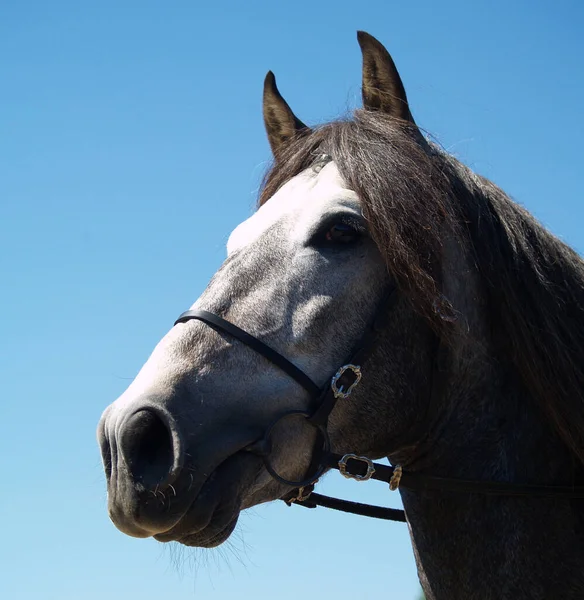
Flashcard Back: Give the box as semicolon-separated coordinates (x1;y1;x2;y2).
97;31;584;599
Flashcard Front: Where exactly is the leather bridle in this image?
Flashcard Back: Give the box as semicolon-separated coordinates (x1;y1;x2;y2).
174;296;584;524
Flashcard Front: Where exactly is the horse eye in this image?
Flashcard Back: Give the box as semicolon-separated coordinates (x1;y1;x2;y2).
325;223;360;244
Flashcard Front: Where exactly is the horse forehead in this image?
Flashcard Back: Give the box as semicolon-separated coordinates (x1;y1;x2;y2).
227;163;356;254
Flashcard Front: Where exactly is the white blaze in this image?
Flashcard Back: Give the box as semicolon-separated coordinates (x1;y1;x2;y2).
226;162;361;255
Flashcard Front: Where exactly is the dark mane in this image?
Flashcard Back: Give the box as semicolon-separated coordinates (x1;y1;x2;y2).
259;109;584;465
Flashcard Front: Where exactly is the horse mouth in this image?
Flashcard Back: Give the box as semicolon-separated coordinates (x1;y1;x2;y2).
152;450;261;548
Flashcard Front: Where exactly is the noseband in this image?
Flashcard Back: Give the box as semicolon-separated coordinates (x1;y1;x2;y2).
175;299;584;524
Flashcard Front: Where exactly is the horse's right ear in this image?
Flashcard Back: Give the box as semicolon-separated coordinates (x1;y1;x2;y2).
263;71;309;157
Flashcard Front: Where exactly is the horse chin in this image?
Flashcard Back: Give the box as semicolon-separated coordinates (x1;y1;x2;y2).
152;485;241;548
154;509;240;548
162;516;240;548
153;450;261;548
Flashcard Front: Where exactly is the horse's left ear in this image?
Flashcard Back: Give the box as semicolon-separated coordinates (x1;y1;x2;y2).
263;71;309;157
357;31;417;125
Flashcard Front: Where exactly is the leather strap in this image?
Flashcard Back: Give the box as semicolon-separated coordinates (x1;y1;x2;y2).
325;453;584;498
175;309;321;397
293;492;407;522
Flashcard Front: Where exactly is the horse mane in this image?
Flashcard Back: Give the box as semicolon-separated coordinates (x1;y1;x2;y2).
259;109;584;465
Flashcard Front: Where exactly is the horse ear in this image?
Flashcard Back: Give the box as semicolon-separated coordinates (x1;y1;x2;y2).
263;71;309;157
357;31;416;125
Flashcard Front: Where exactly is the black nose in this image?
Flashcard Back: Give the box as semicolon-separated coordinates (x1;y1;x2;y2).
117;409;181;489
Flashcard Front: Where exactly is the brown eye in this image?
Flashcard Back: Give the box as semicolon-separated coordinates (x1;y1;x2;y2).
325;223;359;244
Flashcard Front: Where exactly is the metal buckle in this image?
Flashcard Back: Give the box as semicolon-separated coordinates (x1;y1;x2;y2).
288;485;312;504
286;478;319;505
338;454;376;481
331;364;362;399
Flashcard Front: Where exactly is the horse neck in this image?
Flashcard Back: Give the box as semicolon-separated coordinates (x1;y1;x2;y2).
397;347;584;600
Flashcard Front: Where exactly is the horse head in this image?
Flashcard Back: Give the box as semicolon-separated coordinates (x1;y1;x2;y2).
98;31;584;600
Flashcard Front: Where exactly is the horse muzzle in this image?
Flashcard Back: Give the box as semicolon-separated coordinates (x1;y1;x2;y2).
97;397;264;541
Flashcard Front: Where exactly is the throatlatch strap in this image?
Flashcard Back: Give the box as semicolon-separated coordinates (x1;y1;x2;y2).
174;309;321;397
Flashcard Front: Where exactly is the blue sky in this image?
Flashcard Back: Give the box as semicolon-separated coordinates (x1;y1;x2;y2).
1;1;583;599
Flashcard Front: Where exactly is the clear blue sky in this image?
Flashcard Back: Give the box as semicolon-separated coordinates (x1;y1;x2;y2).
1;1;583;599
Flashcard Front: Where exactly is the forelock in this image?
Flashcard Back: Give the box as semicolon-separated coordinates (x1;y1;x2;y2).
259;110;459;331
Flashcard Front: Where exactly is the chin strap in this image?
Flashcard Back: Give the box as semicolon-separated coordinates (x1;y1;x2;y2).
290;492;408;522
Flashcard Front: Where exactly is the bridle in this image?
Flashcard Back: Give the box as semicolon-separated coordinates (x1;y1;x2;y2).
175;295;584;524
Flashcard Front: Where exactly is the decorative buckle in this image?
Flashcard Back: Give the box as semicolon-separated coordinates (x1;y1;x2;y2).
338;454;376;481
331;364;362;399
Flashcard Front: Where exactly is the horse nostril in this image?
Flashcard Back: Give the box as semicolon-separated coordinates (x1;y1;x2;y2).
118;409;180;489
97;417;113;482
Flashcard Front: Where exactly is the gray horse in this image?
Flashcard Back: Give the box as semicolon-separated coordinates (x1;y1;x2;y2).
98;31;584;599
